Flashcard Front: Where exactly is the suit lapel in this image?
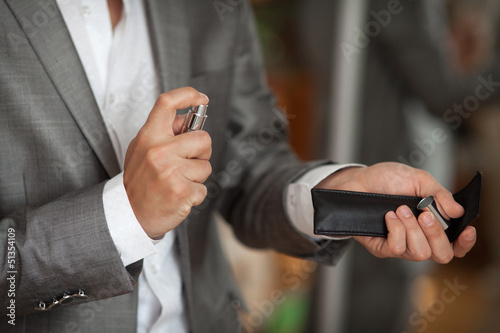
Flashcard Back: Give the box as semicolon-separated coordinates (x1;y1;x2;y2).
5;0;120;178
145;0;192;92
145;0;195;327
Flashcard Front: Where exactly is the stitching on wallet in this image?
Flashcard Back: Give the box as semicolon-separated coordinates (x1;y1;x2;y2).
312;189;421;202
315;230;387;237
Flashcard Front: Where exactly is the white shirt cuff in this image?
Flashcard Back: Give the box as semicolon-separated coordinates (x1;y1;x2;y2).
286;164;365;240
103;172;159;267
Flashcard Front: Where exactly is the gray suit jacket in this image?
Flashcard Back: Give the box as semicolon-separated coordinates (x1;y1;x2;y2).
0;1;348;332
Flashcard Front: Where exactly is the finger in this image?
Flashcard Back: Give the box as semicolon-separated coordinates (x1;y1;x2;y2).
179;159;212;184
172;131;212;160
453;226;477;258
172;181;208;221
189;182;208;207
415;170;464;220
418;212;454;263
433;190;465;220
137;134;211;177
144;87;209;138
382;211;406;257
353;235;386;259
355;212;406;259
173;113;188;135
396;205;431;261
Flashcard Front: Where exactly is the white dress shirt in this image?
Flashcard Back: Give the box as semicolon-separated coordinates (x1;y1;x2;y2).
57;1;353;332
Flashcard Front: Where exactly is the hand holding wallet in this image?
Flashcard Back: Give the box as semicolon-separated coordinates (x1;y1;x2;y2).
312;172;482;243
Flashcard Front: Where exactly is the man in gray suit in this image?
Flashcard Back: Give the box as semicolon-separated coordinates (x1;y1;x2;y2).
0;0;476;332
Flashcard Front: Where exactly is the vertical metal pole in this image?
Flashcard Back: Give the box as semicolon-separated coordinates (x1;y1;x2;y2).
326;0;367;163
317;1;368;332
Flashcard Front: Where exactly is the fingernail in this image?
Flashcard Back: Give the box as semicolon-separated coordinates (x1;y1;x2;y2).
465;227;476;241
421;213;434;227
201;93;209;101
400;205;412;218
387;211;397;219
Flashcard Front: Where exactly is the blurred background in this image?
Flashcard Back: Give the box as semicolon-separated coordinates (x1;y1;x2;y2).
217;0;500;332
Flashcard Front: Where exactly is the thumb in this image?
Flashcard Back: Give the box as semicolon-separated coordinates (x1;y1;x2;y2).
143;87;209;138
434;190;465;220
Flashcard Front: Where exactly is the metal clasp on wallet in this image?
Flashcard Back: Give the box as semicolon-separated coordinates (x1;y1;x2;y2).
417;196;450;230
181;104;208;133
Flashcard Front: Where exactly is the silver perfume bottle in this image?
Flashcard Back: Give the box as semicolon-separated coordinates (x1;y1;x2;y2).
181;104;208;133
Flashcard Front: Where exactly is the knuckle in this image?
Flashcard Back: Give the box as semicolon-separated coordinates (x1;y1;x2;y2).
391;244;406;256
178;203;192;217
386;235;406;255
189;185;207;207
197;131;212;148
159;167;180;187
156;93;172;108
173;182;190;199
144;150;157;167
437;251;454;264
198;184;208;201
417;169;431;181
145;147;164;168
390;220;405;236
186;87;199;97
413;249;431;262
203;160;212;176
426;227;442;240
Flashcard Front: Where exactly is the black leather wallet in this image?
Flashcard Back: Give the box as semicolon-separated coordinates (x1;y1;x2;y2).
312;172;482;242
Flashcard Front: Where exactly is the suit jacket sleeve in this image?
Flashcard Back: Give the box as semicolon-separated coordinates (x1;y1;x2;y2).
216;2;350;264
0;181;142;317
